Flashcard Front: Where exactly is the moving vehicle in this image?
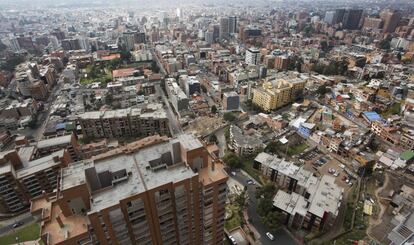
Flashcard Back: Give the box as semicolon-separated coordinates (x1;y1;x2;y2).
266;232;275;240
12;221;23;228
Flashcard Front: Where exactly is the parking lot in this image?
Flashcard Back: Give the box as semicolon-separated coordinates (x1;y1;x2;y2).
300;147;322;161
302;155;354;190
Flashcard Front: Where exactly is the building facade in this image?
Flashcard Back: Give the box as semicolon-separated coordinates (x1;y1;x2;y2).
79;104;170;139
31;134;228;245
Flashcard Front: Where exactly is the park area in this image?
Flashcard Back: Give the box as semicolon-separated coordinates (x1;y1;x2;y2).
0;223;40;245
80;65;113;85
265;133;309;159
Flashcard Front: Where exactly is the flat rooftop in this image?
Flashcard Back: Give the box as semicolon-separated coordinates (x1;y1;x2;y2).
17;150;65;179
308;175;343;218
37;135;73;149
61;135;209;213
38;199;89;245
79;104;167;120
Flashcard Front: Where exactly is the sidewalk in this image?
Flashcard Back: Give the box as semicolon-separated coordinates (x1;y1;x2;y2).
243;210;261;244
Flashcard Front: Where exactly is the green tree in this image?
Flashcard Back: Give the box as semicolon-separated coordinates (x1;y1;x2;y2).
320;40;329;52
1;56;25;72
255;183;277;200
209;134;218;143
120;50;131;61
378;37;391;50
323;63;338;75
211;105;218;114
201;85;207;93
337;59;349;75
257;198;274;217
105;93;113;105
90;93;96;104
223;153;242;169
262;211;285;232
151;61;160;73
316;84;330;96
313;63;325;74
223;112;236;122
235;191;247;209
264;141;280;154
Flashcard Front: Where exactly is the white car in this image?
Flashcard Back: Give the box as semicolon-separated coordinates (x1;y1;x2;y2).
229;235;237;244
231;171;236;176
333;171;339;177
339;164;346;169
266;232;275;240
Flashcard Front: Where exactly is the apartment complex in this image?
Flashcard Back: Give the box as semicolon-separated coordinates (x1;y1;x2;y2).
273;175;343;231
252;76;306;111
79;103;169;139
0;149;72;213
165;78;189;113
253;152;318;195
253;152;343;231
274;55;290;71
31;134;228;245
245;47;261;65
229;125;263;157
36;133;80;161
222;91;240;111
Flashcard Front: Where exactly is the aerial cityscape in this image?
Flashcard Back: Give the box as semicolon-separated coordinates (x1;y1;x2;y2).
0;0;413;244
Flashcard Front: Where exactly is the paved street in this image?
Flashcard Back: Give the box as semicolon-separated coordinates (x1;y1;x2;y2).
231;172;300;245
155;84;183;136
0;213;34;236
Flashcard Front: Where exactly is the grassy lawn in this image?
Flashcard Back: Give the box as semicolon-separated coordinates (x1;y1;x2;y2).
333;229;366;245
287;143;309;156
241;159;263;185
0;223;40;245
381;102;401;117
80;77;94;85
225;204;242;231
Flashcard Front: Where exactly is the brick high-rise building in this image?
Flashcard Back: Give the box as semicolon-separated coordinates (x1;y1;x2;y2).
363;17;383;30
78;104;170;139
381;10;402;33
342;9;363;30
219;18;230;40
31;134;228;245
274;55;290;71
0;149;72;213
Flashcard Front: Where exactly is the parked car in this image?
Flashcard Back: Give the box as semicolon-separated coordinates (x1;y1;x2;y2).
12;221;23;228
231;171;236;176
246;179;254;185
266;232;275;240
333;171;340;177
339;164;346;169
229;235;237;244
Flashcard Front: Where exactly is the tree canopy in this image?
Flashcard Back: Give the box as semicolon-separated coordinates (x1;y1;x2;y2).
223;112;237;122
223;153;242;169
